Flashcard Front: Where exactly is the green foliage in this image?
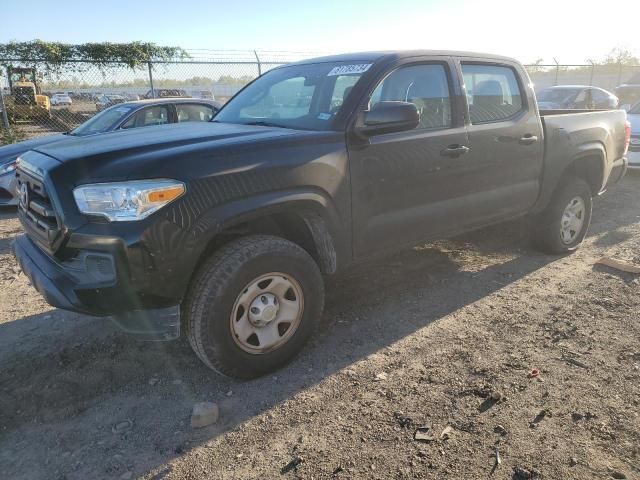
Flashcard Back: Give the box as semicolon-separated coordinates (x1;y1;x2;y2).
0;40;189;72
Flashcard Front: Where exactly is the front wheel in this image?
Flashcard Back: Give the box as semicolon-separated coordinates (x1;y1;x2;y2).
532;176;593;254
183;235;324;379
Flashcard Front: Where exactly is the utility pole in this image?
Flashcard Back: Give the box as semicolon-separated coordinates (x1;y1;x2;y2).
0;73;11;134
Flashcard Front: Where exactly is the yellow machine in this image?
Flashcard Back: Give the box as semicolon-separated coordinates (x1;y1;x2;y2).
5;67;51;119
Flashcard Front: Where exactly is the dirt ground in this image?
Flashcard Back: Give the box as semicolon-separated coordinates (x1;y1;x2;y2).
0;175;639;480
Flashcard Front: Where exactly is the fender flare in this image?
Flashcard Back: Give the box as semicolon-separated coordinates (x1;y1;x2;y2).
533;142;607;213
186;189;347;274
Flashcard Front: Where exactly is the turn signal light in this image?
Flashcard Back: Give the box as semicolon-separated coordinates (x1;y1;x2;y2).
148;185;185;203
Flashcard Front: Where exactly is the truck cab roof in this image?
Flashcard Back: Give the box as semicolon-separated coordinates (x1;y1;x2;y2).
291;50;518;66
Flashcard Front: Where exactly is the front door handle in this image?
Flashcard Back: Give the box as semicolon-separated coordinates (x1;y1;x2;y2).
519;134;539;145
441;145;470;157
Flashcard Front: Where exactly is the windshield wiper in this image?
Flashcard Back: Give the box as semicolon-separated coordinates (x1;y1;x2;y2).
244;120;286;128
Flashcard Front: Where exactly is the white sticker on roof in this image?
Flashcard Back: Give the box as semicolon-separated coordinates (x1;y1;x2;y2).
327;64;372;76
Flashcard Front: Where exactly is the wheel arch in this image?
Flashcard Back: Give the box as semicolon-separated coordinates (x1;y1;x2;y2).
533;143;606;214
187;190;347;277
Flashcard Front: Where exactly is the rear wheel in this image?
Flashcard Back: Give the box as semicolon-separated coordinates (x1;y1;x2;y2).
183;235;324;379
533;176;592;254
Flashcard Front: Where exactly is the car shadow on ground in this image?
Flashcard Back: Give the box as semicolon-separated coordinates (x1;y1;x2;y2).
0;175;638;479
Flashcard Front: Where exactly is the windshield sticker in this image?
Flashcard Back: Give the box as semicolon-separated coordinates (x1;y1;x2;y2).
327;64;372;76
317;113;332;120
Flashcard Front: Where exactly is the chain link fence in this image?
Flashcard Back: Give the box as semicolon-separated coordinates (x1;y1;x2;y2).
1;51;639;144
525;63;640;91
0;50;319;142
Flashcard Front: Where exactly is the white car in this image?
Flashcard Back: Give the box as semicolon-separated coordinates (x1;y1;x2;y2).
627;102;640;170
50;93;72;106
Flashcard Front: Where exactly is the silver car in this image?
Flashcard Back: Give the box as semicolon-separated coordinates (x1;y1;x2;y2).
627;102;640;170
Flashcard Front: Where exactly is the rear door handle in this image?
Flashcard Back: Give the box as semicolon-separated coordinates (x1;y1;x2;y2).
441;145;470;157
519;134;539;145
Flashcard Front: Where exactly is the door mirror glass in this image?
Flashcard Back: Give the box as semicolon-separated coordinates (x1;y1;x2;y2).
360;101;419;135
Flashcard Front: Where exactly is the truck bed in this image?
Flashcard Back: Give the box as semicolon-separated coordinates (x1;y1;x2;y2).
534;108;629;212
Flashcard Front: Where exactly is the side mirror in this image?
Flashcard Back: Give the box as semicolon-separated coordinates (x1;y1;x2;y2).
359;101;419;136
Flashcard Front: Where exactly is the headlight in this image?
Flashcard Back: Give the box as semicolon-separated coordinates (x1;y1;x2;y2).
0;160;17;175
73;179;185;221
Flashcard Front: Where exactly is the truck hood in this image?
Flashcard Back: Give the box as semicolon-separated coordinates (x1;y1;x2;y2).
0;133;67;165
34;122;306;163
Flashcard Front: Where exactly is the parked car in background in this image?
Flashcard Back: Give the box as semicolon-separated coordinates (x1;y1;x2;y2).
11;50;629;378
0;98;221;205
614;84;640;111
95;94;126;112
143;88;190;99
49;93;72;106
188;90;215;100
626;102;640;169
536;85;618;110
198;90;214;100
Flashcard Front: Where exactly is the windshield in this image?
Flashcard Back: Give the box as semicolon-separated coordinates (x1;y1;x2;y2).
71;104;136;136
537;88;580;103
629;102;640;114
214;61;372;130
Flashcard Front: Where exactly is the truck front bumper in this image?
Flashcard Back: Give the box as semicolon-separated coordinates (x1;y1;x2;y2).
0;171;18;206
12;231;186;316
13;233;182;338
13;233;84;313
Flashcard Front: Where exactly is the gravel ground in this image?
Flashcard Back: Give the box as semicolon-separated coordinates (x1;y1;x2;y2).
0;175;639;480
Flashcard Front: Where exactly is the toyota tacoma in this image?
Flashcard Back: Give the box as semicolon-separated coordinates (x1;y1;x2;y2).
13;50;630;378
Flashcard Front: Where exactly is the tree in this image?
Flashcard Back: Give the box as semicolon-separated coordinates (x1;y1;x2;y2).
601;47;640;66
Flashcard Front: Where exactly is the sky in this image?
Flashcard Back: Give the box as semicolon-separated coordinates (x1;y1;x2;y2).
1;0;639;65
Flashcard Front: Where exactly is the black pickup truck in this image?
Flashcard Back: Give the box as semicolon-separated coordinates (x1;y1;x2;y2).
13;51;630;378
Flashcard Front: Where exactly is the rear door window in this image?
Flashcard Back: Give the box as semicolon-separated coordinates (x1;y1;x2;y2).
176;104;215;122
591;89;609;108
121;105;170;129
462;64;524;123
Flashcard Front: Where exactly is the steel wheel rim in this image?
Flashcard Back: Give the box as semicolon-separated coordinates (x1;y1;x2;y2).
560;196;586;245
230;272;304;354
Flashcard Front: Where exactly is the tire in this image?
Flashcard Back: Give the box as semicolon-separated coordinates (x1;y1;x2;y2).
532;176;592;254
183;235;324;379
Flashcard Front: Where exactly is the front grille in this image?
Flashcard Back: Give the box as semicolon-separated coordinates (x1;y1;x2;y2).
15;167;62;251
630;136;640;152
